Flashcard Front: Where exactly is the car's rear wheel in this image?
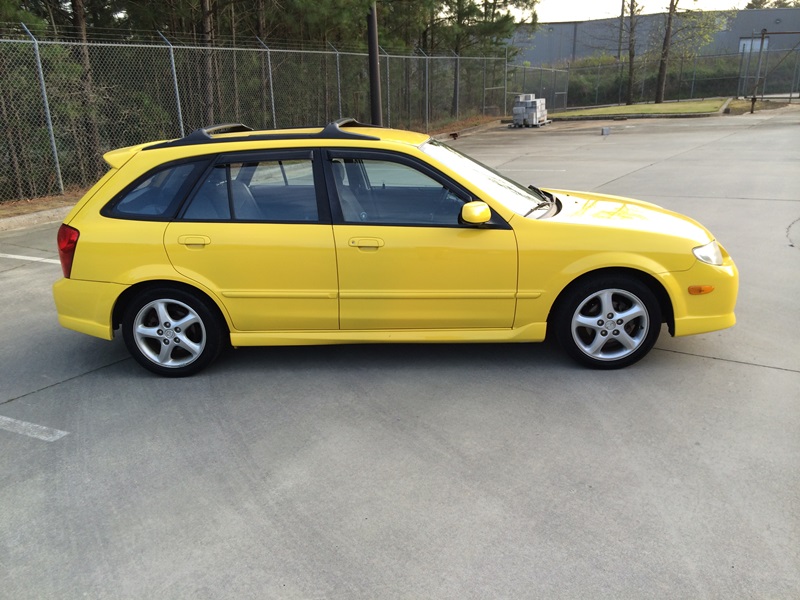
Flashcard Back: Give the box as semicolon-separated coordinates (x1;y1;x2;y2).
554;276;661;369
121;287;224;377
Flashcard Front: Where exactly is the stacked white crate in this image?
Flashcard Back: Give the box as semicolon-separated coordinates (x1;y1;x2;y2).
511;94;548;127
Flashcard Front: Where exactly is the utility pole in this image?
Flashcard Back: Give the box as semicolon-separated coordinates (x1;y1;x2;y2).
367;3;383;126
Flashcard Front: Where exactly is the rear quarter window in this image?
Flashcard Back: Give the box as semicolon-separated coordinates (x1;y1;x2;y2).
102;160;209;220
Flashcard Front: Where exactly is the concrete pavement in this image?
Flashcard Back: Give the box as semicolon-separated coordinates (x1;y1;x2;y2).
1;108;798;599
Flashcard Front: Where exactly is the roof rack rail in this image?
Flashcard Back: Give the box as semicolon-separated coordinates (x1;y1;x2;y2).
319;118;382;139
187;123;255;139
329;118;380;129
144;118;380;151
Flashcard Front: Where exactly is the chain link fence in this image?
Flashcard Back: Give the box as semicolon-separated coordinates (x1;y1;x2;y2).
564;48;800;108
506;65;570;111
0;34;509;202
2;29;798;203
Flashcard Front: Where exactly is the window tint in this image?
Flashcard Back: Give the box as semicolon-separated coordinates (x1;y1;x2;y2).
107;161;206;219
182;158;318;222
362;160;436;188
331;158;465;226
250;159;315;187
183;166;232;220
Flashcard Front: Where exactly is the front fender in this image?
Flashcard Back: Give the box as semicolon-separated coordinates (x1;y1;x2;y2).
515;250;681;330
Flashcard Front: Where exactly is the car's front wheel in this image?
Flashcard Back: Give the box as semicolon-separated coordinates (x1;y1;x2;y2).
121;287;225;377
553;276;662;369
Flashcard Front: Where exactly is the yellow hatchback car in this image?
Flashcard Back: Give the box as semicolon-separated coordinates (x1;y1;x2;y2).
53;119;738;376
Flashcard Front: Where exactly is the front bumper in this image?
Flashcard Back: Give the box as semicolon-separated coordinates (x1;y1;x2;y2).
664;255;738;337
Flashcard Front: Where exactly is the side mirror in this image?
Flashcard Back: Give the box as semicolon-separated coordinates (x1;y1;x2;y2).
461;201;491;225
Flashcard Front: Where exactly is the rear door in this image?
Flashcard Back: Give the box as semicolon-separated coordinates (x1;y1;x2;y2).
164;150;339;332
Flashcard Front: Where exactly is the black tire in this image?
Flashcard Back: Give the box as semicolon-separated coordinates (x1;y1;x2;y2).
553;275;662;369
121;287;225;377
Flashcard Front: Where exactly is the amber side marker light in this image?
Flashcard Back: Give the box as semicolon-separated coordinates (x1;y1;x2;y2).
688;285;715;295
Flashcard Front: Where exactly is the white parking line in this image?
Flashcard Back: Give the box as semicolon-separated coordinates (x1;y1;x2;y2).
0;415;69;442
0;252;60;265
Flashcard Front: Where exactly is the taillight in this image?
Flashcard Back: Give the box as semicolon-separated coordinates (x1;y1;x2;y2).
57;224;80;278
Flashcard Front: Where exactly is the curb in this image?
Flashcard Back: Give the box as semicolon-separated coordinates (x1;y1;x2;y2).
0;206;71;233
549;111;719;122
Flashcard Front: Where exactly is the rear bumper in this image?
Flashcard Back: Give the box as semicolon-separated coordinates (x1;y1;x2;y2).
53;278;126;340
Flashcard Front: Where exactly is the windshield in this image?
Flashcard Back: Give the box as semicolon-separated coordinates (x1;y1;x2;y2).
420;139;555;218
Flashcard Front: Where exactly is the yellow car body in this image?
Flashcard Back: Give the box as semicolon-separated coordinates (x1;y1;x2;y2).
53;120;738;375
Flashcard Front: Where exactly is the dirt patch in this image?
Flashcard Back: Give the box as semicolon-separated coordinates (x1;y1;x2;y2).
0;193;83;219
428;115;500;135
725;99;790;115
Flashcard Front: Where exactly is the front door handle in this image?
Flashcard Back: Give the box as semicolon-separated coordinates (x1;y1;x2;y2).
348;237;384;249
178;235;211;247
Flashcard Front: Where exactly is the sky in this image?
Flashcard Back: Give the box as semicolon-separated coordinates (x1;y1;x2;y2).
534;0;751;23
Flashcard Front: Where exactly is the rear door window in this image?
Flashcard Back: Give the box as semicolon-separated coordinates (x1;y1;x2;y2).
181;156;319;222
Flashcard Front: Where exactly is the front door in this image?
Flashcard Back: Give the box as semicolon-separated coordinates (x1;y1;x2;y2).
326;152;518;330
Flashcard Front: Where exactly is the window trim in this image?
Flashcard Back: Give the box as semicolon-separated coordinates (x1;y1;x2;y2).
101;157;212;221
322;148;511;229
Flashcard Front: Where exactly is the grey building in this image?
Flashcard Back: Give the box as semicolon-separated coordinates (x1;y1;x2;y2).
511;8;800;66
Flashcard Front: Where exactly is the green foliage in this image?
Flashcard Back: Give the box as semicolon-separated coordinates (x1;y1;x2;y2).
645;9;734;62
0;0;45;31
10;0;538;55
563;43;799;111
567;54;622;68
745;0;800;7
432;0;537;55
0;0;541;201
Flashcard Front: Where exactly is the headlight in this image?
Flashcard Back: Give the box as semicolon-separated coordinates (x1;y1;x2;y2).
693;240;723;266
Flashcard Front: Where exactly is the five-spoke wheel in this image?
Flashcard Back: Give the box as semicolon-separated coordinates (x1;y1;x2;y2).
122;287;224;377
554;276;661;369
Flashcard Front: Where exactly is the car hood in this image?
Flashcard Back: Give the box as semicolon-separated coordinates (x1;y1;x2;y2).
545;189;713;245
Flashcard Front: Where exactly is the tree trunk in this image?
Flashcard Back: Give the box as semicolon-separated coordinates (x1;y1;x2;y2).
201;0;215;124
449;0;465;118
258;0;268;128
0;82;25;199
72;0;104;178
625;1;637;105
451;52;460;118
231;4;240;122
655;0;678;104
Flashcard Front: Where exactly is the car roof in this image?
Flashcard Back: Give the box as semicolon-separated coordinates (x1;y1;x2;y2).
146;118;429;150
103;119;431;169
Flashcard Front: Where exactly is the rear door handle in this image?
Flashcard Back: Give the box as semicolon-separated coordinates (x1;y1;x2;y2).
178;235;211;247
348;237;384;249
